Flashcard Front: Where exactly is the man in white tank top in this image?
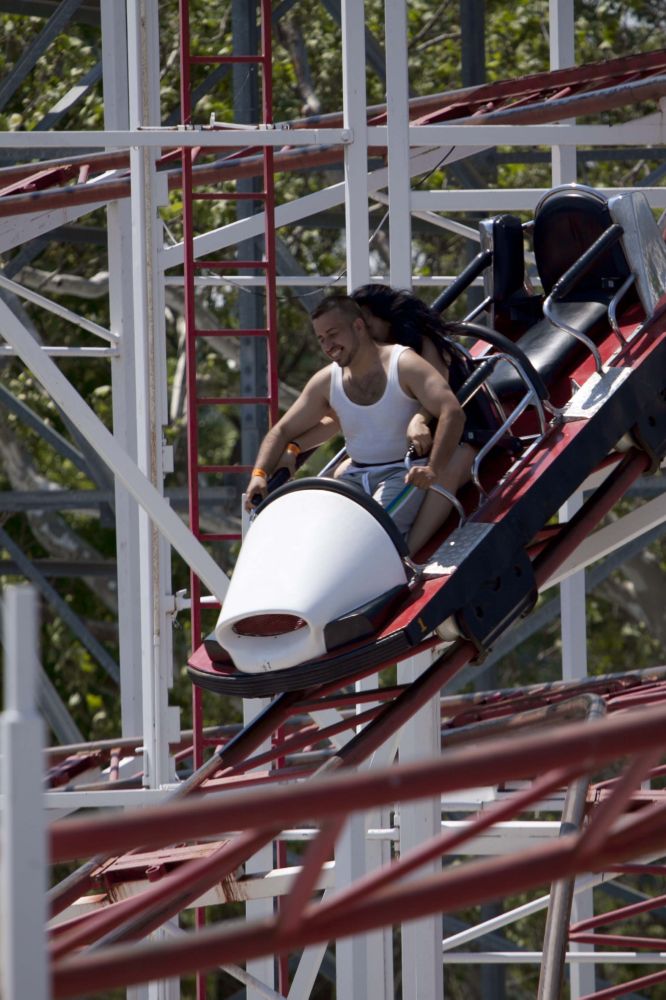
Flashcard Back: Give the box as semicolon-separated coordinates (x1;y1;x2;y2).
245;295;474;557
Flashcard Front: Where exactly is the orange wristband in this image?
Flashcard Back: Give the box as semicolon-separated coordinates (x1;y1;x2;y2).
286;442;301;456
252;467;268;480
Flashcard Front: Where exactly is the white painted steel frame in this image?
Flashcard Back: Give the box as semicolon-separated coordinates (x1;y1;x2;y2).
3;120;666;151
385;0;412;289
127;0;180;797
0;302;229;599
398;651;444;1000
341;0;370;289
559;492;596;998
545;490;666;588
2;0;665;996
101;0;144;742
0;586;48;1000
549;0;577;185
337;5;373;996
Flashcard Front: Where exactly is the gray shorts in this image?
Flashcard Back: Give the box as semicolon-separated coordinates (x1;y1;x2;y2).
339;459;426;536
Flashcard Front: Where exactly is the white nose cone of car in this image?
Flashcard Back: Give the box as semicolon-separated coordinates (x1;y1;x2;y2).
215;484;409;673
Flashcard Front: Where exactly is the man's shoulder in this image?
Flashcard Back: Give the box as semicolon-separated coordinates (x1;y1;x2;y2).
313;362;334;380
394;343;421;370
305;363;334;393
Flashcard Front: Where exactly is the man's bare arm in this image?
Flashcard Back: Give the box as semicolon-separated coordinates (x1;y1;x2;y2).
245;368;333;509
399;352;465;488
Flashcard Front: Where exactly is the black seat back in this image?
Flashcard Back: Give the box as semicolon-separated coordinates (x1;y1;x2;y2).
487;185;637;405
482;214;526;303
480;214;543;337
533;185;631;299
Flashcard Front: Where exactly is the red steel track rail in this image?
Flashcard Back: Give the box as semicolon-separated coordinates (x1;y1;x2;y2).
49;697;666;997
2;49;666;218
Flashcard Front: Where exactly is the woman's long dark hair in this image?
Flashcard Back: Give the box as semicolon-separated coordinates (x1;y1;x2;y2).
351;283;452;359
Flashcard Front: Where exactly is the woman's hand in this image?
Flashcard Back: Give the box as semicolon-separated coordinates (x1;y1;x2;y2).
406;412;432;457
405;463;437;491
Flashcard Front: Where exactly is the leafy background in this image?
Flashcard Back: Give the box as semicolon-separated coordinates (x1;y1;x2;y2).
0;2;664;996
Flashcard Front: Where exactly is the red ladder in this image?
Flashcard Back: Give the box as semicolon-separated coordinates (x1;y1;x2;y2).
178;0;279;745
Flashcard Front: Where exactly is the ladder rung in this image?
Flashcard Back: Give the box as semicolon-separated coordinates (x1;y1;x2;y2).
196;396;270;406
194;328;268;338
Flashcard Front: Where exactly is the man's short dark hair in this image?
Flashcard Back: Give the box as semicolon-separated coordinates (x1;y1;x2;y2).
311;294;364;325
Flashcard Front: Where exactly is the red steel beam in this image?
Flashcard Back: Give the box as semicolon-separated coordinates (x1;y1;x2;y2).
3;53;666;220
50;797;666;998
578;966;666;1000
317;764;578;923
51;699;666;864
570;889;666;933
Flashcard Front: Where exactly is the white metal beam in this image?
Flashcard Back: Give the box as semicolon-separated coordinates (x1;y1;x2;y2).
398;651;444;1000
0;127;351;149
341;0;369;288
385;0;412;288
559;491;595;998
549;0;577;185
0;200;109;255
127;0;181;797
412;187;666;210
102;0;144;739
0;586;48;1000
0;299;230;601
161;146;463;268
544;490;666;590
1;119;664;151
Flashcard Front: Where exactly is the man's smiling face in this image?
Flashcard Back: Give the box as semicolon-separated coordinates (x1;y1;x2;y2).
313;307;362;367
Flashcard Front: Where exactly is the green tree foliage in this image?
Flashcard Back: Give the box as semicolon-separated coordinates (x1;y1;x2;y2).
0;6;664;999
0;0;663;761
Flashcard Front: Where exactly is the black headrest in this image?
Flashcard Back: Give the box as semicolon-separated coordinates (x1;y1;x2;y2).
533;188;630;295
490;215;525;301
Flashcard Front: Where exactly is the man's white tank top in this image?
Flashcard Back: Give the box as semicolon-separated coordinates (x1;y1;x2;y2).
329;344;421;464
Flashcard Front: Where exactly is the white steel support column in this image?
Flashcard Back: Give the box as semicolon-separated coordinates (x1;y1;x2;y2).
243;697;276;999
341;0;370;288
336;812;372;1000
338;12;370;987
127;0;180;800
101;0;143;739
397;649;444;1000
560;492;595;998
0;585;48;1000
385;0;413;288
357;680;395;1000
126;18;182;1000
334;685;398;1000
549;0;577;184
335;748;397;1000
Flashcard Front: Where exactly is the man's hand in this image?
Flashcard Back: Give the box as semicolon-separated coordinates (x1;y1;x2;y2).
245;473;268;512
405;463;437;491
406;412;432;457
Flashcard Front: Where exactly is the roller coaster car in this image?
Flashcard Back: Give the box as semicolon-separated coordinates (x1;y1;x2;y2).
188;186;666;697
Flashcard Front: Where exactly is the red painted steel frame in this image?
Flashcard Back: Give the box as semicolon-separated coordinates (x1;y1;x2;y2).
178;0;279;769
49;701;666;997
49;702;666;864
3;50;666;219
177;7;279;994
4;22;661;996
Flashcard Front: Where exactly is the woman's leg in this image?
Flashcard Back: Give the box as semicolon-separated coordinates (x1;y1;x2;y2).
406;443;475;558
